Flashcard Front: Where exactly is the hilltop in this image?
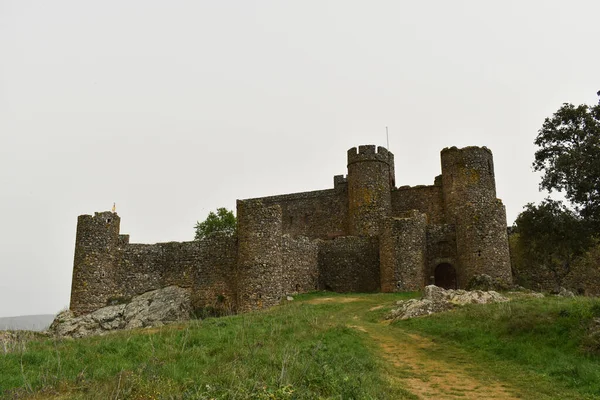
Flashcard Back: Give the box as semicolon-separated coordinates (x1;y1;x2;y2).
1;292;599;399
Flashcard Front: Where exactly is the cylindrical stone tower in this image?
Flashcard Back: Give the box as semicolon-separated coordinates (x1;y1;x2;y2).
70;211;121;316
441;146;512;287
236;199;283;312
347;145;393;236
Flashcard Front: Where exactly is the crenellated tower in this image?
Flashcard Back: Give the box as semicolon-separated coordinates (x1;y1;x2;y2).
440;146;512;287
347;145;394;236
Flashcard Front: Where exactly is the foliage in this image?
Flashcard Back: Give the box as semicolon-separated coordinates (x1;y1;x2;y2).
511;199;592;289
194;207;236;240
568;241;600;296
533;102;600;227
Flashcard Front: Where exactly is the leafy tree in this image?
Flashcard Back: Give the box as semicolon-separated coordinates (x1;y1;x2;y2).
194;208;236;240
511;199;592;289
533;101;600;227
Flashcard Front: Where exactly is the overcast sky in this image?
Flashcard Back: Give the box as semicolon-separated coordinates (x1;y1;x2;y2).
1;1;598;318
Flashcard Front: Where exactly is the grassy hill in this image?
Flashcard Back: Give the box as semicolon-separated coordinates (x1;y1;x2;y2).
1;292;599;399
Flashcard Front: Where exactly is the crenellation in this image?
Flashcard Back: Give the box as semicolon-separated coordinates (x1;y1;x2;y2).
69;144;512;316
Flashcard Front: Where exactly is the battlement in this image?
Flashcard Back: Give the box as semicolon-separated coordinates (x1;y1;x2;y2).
333;175;347;189
347;145;393;165
441;146;492;156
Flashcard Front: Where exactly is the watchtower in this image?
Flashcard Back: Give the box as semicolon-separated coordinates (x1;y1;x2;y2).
347;145;394;236
440;146;511;287
70;211;121;316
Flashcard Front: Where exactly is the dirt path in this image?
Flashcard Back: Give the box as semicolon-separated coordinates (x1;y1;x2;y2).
309;296;521;399
365;325;520;399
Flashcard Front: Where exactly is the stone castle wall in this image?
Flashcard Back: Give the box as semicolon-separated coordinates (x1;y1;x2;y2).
380;211;427;292
392;183;445;224
318;236;380;292
70;144;513;316
69;212;238;317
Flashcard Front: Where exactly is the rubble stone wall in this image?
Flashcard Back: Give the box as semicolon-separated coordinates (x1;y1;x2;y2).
318;236;380;292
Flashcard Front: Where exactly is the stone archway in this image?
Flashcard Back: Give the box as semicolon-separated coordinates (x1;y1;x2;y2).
435;263;457;289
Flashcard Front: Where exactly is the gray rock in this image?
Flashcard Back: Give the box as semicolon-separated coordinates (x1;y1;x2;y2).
49;286;192;338
388;285;509;321
388;299;453;320
557;287;575;298
423;285;447;302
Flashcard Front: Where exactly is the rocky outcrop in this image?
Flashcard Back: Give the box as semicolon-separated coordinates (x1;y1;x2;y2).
49;286;192;338
388;285;509;320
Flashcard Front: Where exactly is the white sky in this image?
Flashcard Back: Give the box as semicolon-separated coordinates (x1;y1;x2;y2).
1;0;598;318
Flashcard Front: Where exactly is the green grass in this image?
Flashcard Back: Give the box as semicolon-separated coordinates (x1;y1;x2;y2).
397;295;600;399
0;292;413;399
3;292;600;399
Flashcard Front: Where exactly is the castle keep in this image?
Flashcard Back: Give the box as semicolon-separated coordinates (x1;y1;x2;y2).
70;145;512;316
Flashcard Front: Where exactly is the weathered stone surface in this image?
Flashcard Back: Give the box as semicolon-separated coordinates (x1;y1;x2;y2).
388;299;453;320
388;285;508;320
70;145;513;316
557;287;575;298
50;286;191;338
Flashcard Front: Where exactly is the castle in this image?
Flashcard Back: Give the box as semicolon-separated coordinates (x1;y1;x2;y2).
69;145;512;316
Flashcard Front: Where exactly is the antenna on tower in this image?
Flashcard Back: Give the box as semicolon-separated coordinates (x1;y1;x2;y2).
386;126;389;150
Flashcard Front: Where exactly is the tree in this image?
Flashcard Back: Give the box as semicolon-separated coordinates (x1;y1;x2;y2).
533;101;600;227
511;199;592;290
194;208;236;240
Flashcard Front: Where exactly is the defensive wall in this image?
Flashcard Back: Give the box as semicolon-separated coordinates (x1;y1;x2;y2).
69;145;512;316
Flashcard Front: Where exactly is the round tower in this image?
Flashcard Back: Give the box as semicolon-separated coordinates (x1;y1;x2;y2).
70;211;121;316
440;147;512;287
347;145;393;236
236;199;283;312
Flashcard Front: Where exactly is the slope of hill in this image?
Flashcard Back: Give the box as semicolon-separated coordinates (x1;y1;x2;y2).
0;314;54;331
1;293;599;399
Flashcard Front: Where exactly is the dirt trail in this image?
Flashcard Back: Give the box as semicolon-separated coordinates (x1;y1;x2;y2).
365;326;519;399
309;296;520;399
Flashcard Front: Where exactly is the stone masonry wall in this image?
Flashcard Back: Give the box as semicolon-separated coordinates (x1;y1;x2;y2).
70;212;122;316
347;145;392;236
318;236;380;292
454;202;512;287
441;146;512;287
380;211;427;292
107;236;237;312
70;144;515;316
425;224;458;285
236;200;283;312
281;235;320;295
255;180;348;239
392;184;445;224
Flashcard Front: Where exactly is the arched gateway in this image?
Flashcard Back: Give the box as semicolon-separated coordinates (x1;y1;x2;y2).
435;263;457;289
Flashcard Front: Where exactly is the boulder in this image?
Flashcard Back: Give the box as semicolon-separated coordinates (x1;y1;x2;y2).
49;286;192;338
422;285;508;305
388;299;453;320
388;285;509;321
557;287;575;298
